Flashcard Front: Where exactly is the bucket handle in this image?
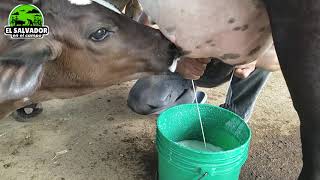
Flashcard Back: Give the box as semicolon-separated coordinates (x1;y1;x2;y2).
196;167;216;180
198;172;208;180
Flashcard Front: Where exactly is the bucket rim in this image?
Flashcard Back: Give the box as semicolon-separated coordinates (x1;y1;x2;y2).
157;104;252;155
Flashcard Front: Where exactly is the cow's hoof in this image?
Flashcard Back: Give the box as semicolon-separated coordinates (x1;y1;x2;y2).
12;103;43;122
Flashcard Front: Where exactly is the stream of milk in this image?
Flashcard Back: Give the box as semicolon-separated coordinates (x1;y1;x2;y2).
191;80;207;148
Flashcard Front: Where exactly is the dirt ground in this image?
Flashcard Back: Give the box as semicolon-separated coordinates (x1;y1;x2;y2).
0;71;302;180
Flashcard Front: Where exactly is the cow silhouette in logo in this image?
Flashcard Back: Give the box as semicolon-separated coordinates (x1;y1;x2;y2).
11;15;25;26
14;19;25;26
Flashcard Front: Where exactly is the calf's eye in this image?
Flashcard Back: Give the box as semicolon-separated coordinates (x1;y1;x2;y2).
90;28;113;42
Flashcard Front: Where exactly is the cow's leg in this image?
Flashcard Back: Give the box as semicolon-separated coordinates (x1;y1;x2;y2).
263;0;320;179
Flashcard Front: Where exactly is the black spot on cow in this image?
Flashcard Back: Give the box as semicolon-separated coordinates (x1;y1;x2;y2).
210;43;216;47
205;40;213;44
258;26;267;32
256;2;265;9
256;12;264;18
220;53;241;60
233;27;241;31
196;45;201;49
248;46;262;56
182;50;192;55
241;24;249;31
252;0;265;9
165;26;176;33
228;18;235;24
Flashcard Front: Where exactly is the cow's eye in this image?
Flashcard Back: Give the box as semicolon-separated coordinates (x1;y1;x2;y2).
90;28;113;42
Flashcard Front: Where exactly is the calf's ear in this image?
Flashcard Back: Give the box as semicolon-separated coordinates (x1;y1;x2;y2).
0;40;58;103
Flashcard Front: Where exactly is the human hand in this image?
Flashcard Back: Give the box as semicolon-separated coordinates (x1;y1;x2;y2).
176;57;211;80
234;61;257;79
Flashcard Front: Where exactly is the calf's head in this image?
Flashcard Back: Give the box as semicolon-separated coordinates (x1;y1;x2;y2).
0;0;180;102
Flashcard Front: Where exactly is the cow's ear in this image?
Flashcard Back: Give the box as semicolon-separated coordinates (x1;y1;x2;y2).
0;41;58;103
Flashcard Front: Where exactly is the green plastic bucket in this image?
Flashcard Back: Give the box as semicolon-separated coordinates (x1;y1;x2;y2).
156;104;251;180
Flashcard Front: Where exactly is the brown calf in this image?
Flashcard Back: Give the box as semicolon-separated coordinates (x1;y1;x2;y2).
0;0;180;119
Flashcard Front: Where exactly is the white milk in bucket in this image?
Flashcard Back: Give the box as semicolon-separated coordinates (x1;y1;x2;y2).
177;140;224;152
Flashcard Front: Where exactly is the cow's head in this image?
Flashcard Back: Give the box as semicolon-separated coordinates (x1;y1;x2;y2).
0;0;180;102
